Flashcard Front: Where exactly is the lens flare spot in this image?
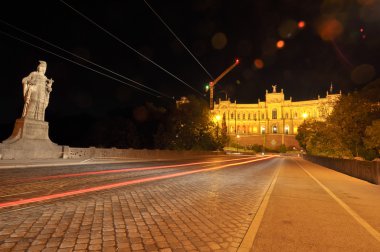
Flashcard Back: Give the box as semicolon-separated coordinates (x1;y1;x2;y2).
318;18;344;41
276;40;285;49
253;59;264;69
211;32;228;50
298;21;306;29
351;64;376;84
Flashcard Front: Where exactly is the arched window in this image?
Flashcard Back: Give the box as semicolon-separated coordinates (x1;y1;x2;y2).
272;125;277;133
242;114;245;120
261;114;265;120
231;113;234;119
294;112;298;118
272;109;277;119
248;113;251;120
285;113;288;119
254;113;257;120
237;114;240;120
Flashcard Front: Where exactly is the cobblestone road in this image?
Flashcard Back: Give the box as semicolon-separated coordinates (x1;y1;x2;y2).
0;156;281;251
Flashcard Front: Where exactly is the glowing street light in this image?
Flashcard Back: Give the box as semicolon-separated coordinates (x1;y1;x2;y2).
302;112;308;119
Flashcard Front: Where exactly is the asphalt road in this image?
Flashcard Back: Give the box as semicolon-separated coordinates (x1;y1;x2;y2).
0;155;280;251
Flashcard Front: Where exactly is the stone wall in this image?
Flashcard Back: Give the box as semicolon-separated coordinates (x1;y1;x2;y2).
64;146;225;160
232;134;300;149
304;155;380;185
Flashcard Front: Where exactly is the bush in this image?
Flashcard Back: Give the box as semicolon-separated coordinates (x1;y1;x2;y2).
279;144;287;153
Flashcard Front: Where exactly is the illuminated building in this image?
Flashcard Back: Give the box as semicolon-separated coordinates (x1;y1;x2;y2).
212;85;340;149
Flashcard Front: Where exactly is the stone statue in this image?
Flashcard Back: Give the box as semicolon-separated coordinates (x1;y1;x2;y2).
21;61;54;121
272;84;277;93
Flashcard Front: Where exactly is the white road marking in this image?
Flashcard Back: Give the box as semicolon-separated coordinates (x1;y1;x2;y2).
296;160;380;243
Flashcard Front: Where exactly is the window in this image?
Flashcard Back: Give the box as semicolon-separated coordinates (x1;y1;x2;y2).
261;126;266;134
294;112;298;118
231;113;234;119
285;113;288;119
272;109;277;119
237;114;240;120
285;125;289;134
248;114;251;120
272;125;277;133
243;114;245;120
254;113;257;120
261;114;265;120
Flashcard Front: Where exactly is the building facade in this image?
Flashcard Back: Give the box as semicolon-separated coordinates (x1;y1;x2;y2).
212;85;340;149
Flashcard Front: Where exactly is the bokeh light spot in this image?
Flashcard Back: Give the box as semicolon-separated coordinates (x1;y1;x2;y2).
360;1;380;22
276;40;285;49
318;18;344;41
253;59;264;69
351;64;376;85
211;32;228;50
357;0;375;6
298;21;306;29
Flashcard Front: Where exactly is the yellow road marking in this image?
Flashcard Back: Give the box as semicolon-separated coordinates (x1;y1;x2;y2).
296;160;380;243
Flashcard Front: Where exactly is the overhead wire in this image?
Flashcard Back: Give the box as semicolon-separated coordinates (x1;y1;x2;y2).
143;0;214;80
60;0;204;96
0;19;173;100
0;29;168;99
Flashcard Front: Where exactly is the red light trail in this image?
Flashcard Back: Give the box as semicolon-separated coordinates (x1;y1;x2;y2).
0;156;275;209
14;156;258;183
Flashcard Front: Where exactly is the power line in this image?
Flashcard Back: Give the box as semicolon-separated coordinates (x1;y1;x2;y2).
143;0;214;80
60;0;203;96
0;29;171;99
0;19;172;100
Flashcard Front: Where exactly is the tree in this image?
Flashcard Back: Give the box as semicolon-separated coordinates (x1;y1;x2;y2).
154;95;222;150
328;92;379;157
364;119;380;157
296;82;380;160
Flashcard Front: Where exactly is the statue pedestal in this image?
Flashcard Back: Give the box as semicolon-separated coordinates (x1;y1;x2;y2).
0;118;62;159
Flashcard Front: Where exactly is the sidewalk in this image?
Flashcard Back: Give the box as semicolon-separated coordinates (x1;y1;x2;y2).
249;157;380;251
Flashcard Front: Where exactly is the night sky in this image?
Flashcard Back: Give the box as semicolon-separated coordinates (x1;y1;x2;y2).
0;1;379;130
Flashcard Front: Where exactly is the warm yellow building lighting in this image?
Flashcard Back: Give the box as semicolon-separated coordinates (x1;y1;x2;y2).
302;112;308;119
214;115;221;122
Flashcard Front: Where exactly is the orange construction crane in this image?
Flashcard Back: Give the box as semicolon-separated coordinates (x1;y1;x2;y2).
209;59;240;109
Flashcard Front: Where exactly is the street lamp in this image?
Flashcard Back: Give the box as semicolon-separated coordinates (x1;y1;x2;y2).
236;134;240;152
302;112;308;120
214;114;221;138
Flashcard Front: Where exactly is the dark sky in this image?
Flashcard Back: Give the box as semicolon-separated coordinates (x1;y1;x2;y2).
0;0;379;124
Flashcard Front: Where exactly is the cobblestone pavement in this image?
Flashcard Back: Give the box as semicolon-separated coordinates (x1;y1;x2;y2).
0;156;281;251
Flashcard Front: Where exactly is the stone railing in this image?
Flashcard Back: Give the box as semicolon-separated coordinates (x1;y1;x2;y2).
303;155;380;185
63;146;225;160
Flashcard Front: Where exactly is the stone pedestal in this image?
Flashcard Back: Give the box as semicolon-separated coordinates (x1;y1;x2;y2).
0;118;62;159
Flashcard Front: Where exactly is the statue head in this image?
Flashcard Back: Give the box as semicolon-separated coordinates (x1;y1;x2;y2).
37;60;47;74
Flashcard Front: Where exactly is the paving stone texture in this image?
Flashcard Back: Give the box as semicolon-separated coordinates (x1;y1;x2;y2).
0;157;280;251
